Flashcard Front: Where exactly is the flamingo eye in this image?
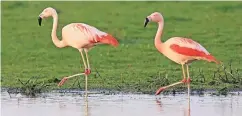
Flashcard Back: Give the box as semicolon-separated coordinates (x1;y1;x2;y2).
153;14;157;17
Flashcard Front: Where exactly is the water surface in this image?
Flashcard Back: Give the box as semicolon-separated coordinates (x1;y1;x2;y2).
1;90;242;116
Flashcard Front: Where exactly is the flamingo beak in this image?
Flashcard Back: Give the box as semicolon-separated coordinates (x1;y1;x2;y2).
38;17;42;26
144;17;149;27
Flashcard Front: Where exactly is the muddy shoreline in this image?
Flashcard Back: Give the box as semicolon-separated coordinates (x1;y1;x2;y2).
2;87;242;97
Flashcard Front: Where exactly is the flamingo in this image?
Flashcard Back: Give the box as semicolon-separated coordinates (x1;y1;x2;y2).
144;12;220;108
37;7;119;92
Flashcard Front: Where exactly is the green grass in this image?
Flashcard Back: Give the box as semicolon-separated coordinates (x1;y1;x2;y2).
1;1;242;94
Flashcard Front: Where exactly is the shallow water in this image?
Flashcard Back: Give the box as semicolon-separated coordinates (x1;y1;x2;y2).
1;90;242;116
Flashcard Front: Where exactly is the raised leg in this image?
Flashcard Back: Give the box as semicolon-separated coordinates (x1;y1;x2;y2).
155;64;187;95
186;64;191;111
58;73;85;86
58;49;89;86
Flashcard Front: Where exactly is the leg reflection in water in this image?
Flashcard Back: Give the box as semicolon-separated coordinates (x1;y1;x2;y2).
155;98;163;112
155;98;191;116
184;103;191;116
84;92;90;116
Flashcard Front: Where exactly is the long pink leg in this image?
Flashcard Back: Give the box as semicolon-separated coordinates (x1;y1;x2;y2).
84;50;92;94
186;64;191;111
84;50;91;75
155;64;187;95
58;49;88;86
58;73;85;86
81;50;88;71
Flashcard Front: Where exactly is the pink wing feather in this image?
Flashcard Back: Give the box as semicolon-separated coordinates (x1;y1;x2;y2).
169;37;220;64
75;23;119;47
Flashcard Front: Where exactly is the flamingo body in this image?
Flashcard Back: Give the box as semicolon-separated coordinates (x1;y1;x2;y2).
161;37;219;65
62;23;118;50
144;12;220;104
38;7;119;89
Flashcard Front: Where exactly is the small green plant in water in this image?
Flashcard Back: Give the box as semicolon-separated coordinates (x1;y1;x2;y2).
18;76;51;97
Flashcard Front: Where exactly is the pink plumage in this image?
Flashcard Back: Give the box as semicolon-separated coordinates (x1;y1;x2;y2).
38;7;119;90
75;23;119;47
166;37;220;64
144;11;220;107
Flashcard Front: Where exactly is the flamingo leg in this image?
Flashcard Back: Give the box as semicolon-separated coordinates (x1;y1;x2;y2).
84;74;88;94
84;50;91;74
186;64;191;111
58;73;85;86
83;50;92;94
155;64;187;95
82;50;91;93
58;49;89;86
80;49;88;70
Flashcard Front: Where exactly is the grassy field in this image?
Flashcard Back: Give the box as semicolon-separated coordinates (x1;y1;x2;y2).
1;1;242;94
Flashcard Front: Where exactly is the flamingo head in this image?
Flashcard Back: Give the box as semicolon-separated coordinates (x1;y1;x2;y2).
38;7;57;26
144;12;163;27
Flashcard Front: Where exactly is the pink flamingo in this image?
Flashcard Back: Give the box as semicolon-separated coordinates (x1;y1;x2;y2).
144;12;220;107
38;7;119;92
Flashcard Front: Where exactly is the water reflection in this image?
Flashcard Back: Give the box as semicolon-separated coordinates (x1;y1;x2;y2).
155;98;163;112
1;90;242;116
184;104;190;116
156;97;191;116
84;92;89;116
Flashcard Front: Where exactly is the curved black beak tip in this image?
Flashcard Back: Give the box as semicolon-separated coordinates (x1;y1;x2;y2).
38;17;42;26
144;17;149;28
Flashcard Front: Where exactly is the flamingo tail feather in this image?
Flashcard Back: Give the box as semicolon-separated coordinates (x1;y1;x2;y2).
204;55;221;64
96;34;119;47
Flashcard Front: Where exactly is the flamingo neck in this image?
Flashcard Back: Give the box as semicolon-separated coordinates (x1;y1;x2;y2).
51;11;65;48
52;13;58;38
154;21;164;53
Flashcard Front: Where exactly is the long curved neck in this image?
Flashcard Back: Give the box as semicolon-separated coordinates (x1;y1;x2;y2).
154;21;164;53
51;11;65;48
